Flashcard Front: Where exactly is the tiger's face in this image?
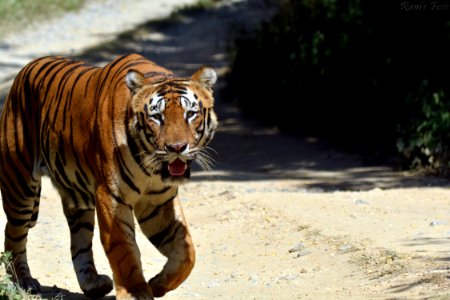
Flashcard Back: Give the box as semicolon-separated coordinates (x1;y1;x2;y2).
126;67;218;185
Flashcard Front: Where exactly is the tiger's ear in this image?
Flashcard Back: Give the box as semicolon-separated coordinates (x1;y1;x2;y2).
126;69;145;93
191;66;217;89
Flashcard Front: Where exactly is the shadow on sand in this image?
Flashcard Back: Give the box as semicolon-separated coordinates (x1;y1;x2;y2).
72;1;449;191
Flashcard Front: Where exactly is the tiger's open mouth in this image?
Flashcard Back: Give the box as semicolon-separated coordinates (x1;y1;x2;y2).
161;159;192;181
167;158;187;176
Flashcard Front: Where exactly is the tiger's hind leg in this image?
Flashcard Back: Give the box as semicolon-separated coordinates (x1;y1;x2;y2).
1;174;42;293
136;195;195;297
61;200;113;298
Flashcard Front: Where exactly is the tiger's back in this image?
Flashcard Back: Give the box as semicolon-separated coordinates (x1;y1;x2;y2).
0;54;218;299
1;55;172;207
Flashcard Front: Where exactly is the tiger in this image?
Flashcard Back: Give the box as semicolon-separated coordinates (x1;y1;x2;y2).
0;53;218;299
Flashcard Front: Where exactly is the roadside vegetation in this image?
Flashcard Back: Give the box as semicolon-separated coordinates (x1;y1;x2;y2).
227;0;450;174
0;0;86;35
0;252;40;300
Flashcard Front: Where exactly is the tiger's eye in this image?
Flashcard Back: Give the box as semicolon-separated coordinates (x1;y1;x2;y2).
186;111;196;118
152;113;162;121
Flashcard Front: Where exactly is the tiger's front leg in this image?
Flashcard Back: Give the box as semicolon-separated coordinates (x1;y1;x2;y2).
135;195;195;297
95;185;153;299
61;201;113;298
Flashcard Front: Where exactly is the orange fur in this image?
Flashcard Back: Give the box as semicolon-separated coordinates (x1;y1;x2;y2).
0;54;217;299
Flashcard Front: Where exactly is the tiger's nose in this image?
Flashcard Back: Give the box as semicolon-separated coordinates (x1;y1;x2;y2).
165;143;188;153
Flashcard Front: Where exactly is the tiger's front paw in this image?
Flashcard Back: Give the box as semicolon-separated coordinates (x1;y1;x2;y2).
149;277;170;298
82;274;113;298
116;283;154;300
18;276;41;294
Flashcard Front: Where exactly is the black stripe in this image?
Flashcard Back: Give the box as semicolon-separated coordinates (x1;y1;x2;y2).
75;171;89;191
70;222;94;234
54;154;71;184
115;149;140;194
84;70;95;98
144;71;172;79
196;109;208;144
67;210;89;225
149;222;173;247
12;116;29;170
205;108;211;128
6;164;35;199
72;242;92;260
7;217;29;227
94;54;133;99
125;122;151;176
108;188;131;209
63;65;96;131
30;210;38;224
149;221;181;249
5;232;28;242
147;186;172;195
83;149;96;178
36;58;66;99
138;196;175;225
54;172;83;209
172;88;188;95
41;60;78;99
140;112;155;141
71;119;90;183
14;250;26;256
58;134;67;166
40;60;80;131
0;116;35;199
0;177;31;208
117;217;135;235
51;62;87;129
54;154;93;208
2;202;33;216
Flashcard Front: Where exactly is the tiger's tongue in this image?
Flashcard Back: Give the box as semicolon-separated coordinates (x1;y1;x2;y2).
168;159;187;176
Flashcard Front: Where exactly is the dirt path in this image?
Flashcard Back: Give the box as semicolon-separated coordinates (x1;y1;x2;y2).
0;1;449;299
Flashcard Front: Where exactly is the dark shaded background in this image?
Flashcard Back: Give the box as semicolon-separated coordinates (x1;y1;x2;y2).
228;0;450;173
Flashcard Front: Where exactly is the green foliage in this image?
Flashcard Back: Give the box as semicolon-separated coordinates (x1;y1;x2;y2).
0;252;40;300
398;82;450;173
228;0;450;171
0;0;85;35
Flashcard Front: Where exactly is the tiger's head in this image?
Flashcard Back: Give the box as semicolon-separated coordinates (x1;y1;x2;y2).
126;67;218;185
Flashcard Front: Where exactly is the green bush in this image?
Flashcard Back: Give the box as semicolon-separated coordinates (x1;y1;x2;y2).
0;252;40;300
397;82;450;173
228;0;450;170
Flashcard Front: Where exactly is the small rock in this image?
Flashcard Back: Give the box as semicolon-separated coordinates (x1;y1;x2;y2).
279;274;299;281
294;250;312;258
217;190;236;200
207;280;221;288
429;220;447;226
248;274;258;284
355;199;370;205
289;242;306;253
338;244;356;253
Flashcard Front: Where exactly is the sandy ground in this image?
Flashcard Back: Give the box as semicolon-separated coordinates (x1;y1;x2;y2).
0;1;449;299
